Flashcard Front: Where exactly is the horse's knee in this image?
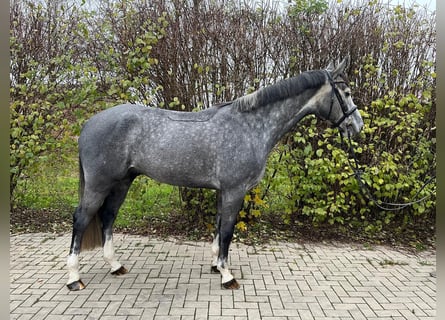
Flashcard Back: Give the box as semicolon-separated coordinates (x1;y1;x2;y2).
219;223;236;254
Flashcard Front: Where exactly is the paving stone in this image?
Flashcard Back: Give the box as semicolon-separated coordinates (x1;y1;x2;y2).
10;233;435;319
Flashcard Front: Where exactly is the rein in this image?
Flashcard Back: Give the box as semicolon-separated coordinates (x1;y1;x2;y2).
325;71;435;211
340;130;436;211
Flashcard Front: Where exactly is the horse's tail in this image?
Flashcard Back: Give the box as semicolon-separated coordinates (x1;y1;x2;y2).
78;156;103;252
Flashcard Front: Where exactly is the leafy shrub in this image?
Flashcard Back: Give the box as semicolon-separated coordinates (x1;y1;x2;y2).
9;0;165;198
10;0;435;238
236;187;269;232
10;99;66;199
261;89;435;234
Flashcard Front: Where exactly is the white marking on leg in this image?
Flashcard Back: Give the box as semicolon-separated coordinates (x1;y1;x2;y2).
67;253;80;284
103;236;122;272
211;235;219;267
217;259;234;284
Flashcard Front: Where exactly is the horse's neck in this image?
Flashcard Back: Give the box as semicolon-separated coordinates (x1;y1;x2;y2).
250;94;315;153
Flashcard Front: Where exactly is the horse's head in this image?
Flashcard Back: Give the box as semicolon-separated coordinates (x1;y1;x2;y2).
317;56;364;137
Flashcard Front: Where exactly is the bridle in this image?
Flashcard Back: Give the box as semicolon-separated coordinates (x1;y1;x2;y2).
324;71;358;128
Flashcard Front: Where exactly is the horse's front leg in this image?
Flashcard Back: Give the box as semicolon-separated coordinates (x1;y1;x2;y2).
211;211;221;273
215;189;245;289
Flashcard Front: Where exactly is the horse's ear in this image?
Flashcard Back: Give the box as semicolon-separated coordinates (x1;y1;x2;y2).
325;61;335;72
331;55;350;78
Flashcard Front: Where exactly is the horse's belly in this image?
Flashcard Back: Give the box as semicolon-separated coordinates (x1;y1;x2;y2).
145;166;219;189
135;151;219;189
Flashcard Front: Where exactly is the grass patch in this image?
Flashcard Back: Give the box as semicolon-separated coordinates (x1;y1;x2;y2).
12;149;182;231
13;153;79;214
379;259;408;267
116;176;180;228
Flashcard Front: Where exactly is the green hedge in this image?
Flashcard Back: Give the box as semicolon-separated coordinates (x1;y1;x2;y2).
10;0;435;236
259;90;435;234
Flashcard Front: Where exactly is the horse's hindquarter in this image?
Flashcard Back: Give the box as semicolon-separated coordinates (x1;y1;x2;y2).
79;105;149;183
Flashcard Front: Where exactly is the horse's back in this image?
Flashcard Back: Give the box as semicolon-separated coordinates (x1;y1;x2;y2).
77;102;260;190
78;104;225;187
166;102;231;122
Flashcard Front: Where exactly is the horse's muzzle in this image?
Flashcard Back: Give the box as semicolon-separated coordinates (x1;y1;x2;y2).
339;110;364;137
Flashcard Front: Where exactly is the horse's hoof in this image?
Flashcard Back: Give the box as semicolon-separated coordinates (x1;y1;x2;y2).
222;278;240;289
67;280;85;291
211;266;219;273
111;266;128;276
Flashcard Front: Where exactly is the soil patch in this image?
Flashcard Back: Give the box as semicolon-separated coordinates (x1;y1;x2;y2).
10;206;435;252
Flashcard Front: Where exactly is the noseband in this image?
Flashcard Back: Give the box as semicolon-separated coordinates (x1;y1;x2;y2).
324;72;357;128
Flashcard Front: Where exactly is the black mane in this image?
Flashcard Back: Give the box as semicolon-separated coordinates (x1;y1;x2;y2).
234;70;327;112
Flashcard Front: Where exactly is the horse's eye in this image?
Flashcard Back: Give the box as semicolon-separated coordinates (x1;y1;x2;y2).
344;91;351;97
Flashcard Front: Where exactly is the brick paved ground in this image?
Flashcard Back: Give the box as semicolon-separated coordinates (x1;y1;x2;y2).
10;233;435;320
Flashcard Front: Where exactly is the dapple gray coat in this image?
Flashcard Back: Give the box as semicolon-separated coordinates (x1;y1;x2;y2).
66;57;363;290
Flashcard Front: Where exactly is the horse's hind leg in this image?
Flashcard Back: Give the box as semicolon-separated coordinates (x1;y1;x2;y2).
67;179;133;291
99;179;134;276
67;190;107;291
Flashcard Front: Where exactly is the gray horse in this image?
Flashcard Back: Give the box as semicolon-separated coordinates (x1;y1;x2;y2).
66;56;363;290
